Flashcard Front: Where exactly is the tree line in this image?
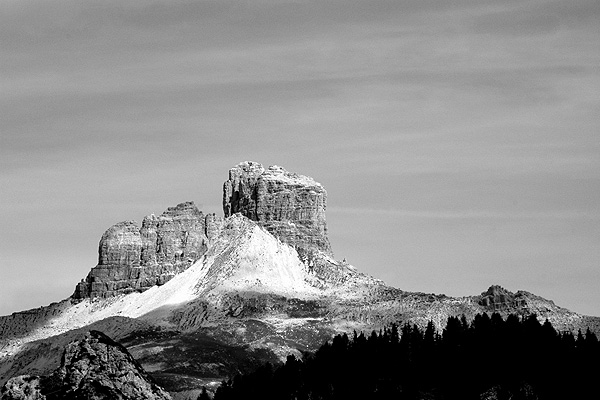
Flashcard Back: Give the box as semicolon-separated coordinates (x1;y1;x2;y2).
210;313;598;400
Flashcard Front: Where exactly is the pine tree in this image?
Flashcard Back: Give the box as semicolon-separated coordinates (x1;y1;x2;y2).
198;387;210;400
212;314;599;400
585;327;598;345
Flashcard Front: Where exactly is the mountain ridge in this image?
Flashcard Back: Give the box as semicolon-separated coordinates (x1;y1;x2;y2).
1;161;598;397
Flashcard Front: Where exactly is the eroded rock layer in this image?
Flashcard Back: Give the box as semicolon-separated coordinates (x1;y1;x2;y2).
73;202;221;299
223;161;332;256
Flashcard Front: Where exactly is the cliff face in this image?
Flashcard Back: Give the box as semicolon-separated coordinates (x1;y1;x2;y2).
223;162;332;257
73;161;332;300
73;202;221;299
478;285;526;311
139;202;208;271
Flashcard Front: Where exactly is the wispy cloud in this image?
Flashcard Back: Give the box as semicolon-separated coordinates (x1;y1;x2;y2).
328;206;600;220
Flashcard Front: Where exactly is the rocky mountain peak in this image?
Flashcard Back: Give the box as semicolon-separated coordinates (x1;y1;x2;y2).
73;201;220;299
0;330;171;399
477;285;565;317
226;160;265;185
223;161;332;257
478;285;522;311
72;163;335;300
482;285;510;297
159;201;203;218
49;330;170;399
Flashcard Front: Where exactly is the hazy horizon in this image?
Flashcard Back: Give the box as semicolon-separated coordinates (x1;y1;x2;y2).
1;0;599;316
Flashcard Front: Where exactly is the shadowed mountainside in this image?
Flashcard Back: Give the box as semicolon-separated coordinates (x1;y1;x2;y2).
1;330;171;400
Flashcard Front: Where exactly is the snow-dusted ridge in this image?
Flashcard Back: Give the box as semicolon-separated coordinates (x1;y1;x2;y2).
1;214;371;359
1;212;592;365
2;162;597;397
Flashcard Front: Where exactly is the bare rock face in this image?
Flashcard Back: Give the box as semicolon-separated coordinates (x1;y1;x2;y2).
476;285;565;317
47;330;171;400
1;331;171;400
0;375;44;400
139;202;207;273
223;162;332;257
478;285;522;311
204;213;224;242
73;221;143;299
73;202;216;299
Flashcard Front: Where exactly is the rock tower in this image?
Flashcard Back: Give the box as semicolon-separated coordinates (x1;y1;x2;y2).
72;162;333;299
73;202;221;299
223;161;332;257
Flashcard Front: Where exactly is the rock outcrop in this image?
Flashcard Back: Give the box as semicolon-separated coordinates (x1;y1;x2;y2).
478;285;526;311
1;331;171;400
223;162;332;257
73;202;222;299
0;375;44;400
139;202;208;271
476;285;574;325
204;213;224;242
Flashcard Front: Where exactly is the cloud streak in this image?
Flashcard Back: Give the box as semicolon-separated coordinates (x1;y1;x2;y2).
329;206;600;220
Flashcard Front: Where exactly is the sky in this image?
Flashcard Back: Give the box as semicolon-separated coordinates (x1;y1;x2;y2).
1;0;599;317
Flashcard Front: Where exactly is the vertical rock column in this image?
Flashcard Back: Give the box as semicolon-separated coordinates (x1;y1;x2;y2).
140;201;209;285
73;221;142;298
223;162;333;257
222;160;265;219
73;201;211;299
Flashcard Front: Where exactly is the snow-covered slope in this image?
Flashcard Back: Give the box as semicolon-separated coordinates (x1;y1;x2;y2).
193;214;324;297
0;215;375;361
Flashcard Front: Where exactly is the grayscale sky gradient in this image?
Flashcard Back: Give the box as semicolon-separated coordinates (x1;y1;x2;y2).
1;0;599;316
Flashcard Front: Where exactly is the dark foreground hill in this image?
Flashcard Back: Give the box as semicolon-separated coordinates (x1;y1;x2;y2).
1;330;171;400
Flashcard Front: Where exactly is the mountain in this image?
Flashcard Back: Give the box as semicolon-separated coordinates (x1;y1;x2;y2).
1;162;598;398
1;330;171;400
